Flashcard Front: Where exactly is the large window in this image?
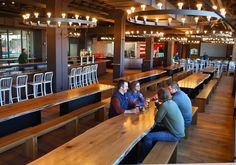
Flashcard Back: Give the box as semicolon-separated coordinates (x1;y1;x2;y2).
0;29;8;58
0;28;34;59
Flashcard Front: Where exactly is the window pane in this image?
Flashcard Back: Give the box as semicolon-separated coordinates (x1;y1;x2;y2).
22;30;34;58
0;29;8;58
8;30;21;58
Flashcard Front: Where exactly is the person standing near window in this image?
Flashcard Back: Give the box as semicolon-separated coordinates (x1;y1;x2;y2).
18;48;28;64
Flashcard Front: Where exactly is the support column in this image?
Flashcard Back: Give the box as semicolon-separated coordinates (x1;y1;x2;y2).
112;10;126;79
142;37;154;71
164;41;174;67
46;0;68;92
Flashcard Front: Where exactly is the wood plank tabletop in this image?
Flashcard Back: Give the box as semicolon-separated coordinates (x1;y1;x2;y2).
160;64;184;71
178;73;210;89
113;69;166;83
0;84;114;122
200;66;216;73
28;102;156;165
0;62;47;69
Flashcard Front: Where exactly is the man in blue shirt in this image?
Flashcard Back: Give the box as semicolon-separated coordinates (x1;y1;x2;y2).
168;82;192;127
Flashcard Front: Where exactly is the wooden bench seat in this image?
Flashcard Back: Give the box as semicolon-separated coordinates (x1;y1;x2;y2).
193;79;218;112
0;98;111;159
140;76;172;94
185;106;198;138
143;141;178;164
173;69;192;82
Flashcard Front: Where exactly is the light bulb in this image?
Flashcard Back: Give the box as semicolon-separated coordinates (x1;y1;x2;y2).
92;18;97;23
143;16;147;22
75;14;79;19
127;10;131;14
181;17;186;24
204;30;207;34
135;16;138;21
168;18;172;24
26;13;30;19
194;17;199;24
196;3;202;10
58;22;61;27
61;13;66;18
47;20;50;25
213;5;217;10
69;22;72;26
144;31;146;34
220;8;226;17
206;16;211;22
86;16;90;21
136;30;139;34
141;4;146;11
47;12;51;18
34;12;39;18
131;7;135;13
213;30;216;34
157;2;162;10
177;2;183;10
155;17;159;23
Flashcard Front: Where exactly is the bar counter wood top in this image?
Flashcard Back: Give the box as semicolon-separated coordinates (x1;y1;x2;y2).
0;62;47;69
0;84;114;122
28;103;156;165
200;66;216;73
113;69;166;83
178;73;210;89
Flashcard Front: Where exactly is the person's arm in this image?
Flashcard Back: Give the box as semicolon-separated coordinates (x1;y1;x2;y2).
111;97;125;114
155;105;167;123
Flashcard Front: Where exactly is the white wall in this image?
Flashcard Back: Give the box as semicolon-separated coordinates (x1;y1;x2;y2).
200;43;227;57
92;38;114;57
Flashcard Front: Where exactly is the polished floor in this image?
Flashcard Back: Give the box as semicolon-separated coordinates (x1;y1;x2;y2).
0;69;234;164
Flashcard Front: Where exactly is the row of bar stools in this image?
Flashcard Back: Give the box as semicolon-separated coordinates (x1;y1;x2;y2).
0;71;53;106
69;64;99;89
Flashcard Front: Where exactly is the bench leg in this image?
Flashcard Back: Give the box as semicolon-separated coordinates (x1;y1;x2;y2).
169;145;177;163
194;99;206;112
184;128;189;138
65;119;79;136
24;137;38;159
95;107;106;122
192;112;198;125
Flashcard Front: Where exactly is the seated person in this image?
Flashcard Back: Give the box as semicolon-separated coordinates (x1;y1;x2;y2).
202;51;209;60
168;82;192;127
126;81;145;107
173;52;180;61
18;48;28;64
138;88;185;162
108;80;136;118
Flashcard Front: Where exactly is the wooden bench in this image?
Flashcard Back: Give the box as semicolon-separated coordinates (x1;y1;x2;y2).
0;98;110;159
213;71;222;85
173;69;192;82
193;79;218;112
185;106;198;138
143;141;178;164
140;76;172;94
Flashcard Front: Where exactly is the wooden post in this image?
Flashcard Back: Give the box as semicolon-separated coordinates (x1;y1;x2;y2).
112;9;126;79
46;0;69;92
25;137;38;159
164;41;174;67
142;37;154;71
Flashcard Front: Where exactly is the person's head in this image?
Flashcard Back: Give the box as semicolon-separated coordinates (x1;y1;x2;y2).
22;48;27;54
167;82;180;95
157;88;172;102
130;81;140;93
117;80;129;94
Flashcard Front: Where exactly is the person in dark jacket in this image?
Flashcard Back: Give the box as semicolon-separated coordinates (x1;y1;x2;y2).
108;80;136;118
18;48;28;64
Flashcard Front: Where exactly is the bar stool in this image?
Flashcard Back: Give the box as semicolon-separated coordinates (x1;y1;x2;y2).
13;75;28;102
43;72;53;95
87;65;93;85
28;73;44;98
68;68;76;89
94;64;99;83
75;67;82;87
0;77;13;106
82;66;88;86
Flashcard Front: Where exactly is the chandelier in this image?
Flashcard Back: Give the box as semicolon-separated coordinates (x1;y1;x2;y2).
22;12;97;28
126;2;227;29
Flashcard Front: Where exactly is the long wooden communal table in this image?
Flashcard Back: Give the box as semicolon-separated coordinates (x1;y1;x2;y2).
0;84;114;137
113;69;166;84
178;73;210;98
200;66;216;79
159;64;184;76
28;102;156;165
0;62;47;70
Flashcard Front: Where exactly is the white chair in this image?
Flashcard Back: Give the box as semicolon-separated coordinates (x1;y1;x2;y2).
69;68;76;89
43;72;53;95
13;75;28;102
82;66;89;86
87;65;93;85
0;77;13;106
28;73;44;98
221;60;229;72
75;67;83;87
228;61;235;76
214;61;222;73
199;60;205;70
94;64;99;83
